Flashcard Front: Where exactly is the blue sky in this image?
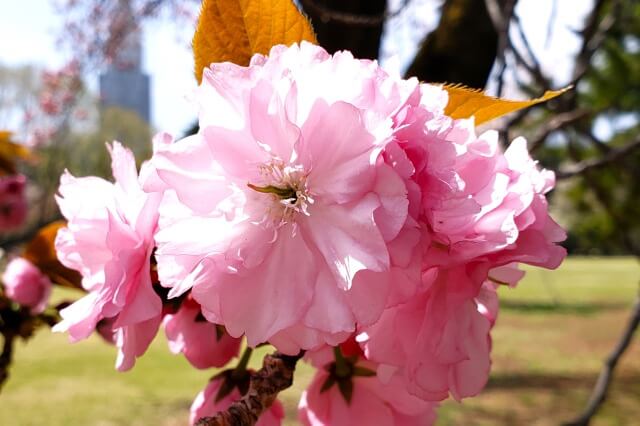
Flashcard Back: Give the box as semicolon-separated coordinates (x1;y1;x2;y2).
0;0;594;137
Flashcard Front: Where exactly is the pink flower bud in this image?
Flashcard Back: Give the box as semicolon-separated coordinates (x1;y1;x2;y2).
2;257;51;314
163;298;242;369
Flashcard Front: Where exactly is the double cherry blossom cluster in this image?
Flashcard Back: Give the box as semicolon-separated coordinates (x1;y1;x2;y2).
53;43;566;425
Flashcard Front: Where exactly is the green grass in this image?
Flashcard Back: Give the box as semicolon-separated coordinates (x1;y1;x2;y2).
0;257;638;425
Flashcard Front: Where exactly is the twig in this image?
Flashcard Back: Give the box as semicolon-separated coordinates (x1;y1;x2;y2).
545;0;558;48
484;0;516;97
508;0;618;148
567;137;640;257
0;331;15;392
580;127;611;155
556;135;640;180
195;351;304;426
570;0;618;85
528;109;590;153
486;0;551;90
563;292;640;426
511;13;549;89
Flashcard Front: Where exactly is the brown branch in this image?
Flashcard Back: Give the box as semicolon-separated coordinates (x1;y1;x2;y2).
510;13;551;89
528;109;590;152
506;0;618;145
556;135;640;180
484;0;516;97
0;331;15;392
195;351;304;426
570;0;617;85
563;292;640;426
405;0;502;88
567;137;640;257
562;137;640;425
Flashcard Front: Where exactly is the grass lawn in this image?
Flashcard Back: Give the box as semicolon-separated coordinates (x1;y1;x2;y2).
0;257;638;425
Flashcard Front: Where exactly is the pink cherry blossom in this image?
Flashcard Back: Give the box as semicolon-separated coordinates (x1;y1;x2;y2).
190;376;284;426
476;281;500;327
0;174;28;231
148;42;422;352
349;93;566;402
299;361;437;426
54;141;163;371
1;257;51;314
163;297;242;369
95;317;117;345
359;266;493;402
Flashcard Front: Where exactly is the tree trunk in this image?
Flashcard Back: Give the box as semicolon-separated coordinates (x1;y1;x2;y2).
299;0;387;59
405;0;500;88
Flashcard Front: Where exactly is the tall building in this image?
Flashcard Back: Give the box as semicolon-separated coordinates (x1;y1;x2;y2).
99;1;150;124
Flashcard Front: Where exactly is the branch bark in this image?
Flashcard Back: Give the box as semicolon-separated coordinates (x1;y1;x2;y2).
299;0;388;59
195;351;304;426
562;120;640;422
563;292;640;426
0;331;15;392
557;135;640;180
405;0;510;88
528;109;590;153
484;0;516;96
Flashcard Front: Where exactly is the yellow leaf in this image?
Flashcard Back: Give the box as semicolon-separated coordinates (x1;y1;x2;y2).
443;85;571;126
0;131;32;174
23;221;82;290
193;0;317;83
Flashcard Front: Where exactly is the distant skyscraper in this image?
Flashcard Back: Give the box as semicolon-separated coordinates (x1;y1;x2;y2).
99;1;150;124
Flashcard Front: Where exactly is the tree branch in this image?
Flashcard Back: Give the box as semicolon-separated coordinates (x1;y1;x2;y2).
0;331;15;392
405;0;502;88
563;292;640;426
484;0;516;97
556;135;640;180
528;109;590;153
195;351;304;426
570;0;617;85
510;13;551;89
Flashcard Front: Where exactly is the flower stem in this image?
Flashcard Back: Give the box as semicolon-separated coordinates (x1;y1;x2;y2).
233;347;253;379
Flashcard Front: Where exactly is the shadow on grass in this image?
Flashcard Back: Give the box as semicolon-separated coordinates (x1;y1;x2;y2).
486;373;640;392
436;373;640;426
501;300;628;315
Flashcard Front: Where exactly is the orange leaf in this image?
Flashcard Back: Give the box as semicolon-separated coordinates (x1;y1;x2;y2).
193;0;317;83
23;221;82;290
0;131;32;174
443;85;571;125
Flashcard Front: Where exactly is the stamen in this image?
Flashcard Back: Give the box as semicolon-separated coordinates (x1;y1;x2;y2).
247;158;313;227
247;183;298;201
